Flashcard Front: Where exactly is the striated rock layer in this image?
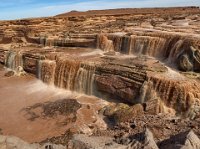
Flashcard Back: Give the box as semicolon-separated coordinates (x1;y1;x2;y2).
0;7;200;148
0;45;199;119
0;7;200;149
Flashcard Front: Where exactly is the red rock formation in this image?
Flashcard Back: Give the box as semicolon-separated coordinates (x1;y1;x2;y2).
0;7;199;117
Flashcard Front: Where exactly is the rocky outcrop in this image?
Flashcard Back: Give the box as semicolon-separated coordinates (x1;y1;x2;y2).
69;134;126;149
178;46;200;72
23;53;45;75
95;63;146;103
40;34;97;48
0;49;8;64
159;130;200;149
0;7;200;149
127;128;159;149
0;135;65;149
69;129;200;149
0;7;199;118
114;128;159;149
103;103;144;124
1;47;199;117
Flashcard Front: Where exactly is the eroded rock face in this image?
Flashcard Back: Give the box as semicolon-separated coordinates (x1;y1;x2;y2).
1;45;199;117
0;7;200;148
178;46;200;72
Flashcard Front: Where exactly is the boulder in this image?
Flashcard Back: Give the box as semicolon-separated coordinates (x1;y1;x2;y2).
68;134;126;149
103;103;144;124
127;128;159;149
178;54;193;71
0;135;65;149
178;46;200;72
159;130;200;149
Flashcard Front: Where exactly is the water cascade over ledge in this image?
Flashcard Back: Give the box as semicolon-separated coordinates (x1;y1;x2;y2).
37;58;97;96
1;31;200;116
5;50;23;70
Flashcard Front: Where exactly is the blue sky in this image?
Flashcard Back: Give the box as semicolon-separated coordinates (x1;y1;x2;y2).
0;0;200;20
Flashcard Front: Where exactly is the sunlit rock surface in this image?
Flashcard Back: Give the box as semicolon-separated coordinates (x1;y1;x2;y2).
0;7;200;148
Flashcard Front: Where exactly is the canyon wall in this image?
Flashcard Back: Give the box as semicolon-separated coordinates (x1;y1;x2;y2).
0;45;200;118
0;7;199;118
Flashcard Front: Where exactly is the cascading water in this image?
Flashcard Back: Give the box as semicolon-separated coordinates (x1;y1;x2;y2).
129;36;166;57
39;37;46;46
121;36;131;54
35;34;199;102
107;35;123;52
37;60;42;79
37;57;96;96
97;34;168;56
54;58;80;90
5;50;23;70
97;34;191;62
74;63;96;95
97;34;114;52
5;51;16;70
37;60;56;85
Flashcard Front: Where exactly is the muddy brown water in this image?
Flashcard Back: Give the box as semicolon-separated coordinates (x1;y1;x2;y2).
0;68;108;143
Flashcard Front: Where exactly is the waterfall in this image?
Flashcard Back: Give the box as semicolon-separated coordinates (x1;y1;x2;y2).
74;63;96;95
5;51;16;69
121;36;131;54
37;58;96;96
130;35;166;57
107;35;123;52
97;34;114;52
37;60;42;79
54;58;80;90
97;34;188;61
45;38;54;47
5;51;23;70
37;60;56;85
97;34;167;56
39;37;46;46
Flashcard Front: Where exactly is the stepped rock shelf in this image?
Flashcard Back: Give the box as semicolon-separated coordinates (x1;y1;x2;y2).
0;7;200;148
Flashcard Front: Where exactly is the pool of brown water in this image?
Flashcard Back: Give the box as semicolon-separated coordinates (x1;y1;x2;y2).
0;68;108;143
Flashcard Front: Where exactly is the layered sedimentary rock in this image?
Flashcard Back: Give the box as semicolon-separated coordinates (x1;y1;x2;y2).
39;34;97;48
0;7;200;149
0;7;199;118
23;54;45;75
94;63;146;103
1;46;199;119
0;49;8;63
97;33;200;73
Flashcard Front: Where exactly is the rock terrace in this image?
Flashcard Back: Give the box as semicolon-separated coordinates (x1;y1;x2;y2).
0;6;200;149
